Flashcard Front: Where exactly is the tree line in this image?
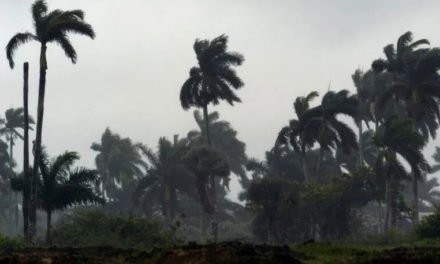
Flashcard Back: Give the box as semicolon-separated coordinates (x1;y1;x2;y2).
2;0;440;246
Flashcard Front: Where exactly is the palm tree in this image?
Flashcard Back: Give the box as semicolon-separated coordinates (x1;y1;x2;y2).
304;90;359;178
352;69;376;168
0;108;34;236
188;110;248;185
374;117;429;230
277;91;319;181
11;150;104;244
373;32;440;224
180;34;244;146
6;0;95;241
91;128;146;200
183;146;230;242
0;108;35;170
133;137;192;224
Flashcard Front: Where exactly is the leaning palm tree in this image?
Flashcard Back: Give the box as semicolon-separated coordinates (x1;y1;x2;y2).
6;0;95;242
11;150;104;245
277;91;319;181
180;34;245;146
133;137;192;224
304;90;359;178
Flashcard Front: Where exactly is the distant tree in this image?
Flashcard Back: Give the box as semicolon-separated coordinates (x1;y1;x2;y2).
91;128;146;199
245;177;298;243
11;150;104;244
6;0;95;242
133;137;192;224
188;110;248;185
0;108;34;170
336;130;378;172
184;147;230;242
0;107;34;236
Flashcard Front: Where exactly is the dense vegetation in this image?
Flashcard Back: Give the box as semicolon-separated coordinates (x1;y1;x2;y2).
1;1;440;263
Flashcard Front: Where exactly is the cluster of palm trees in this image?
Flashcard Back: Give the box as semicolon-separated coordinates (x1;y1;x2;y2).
269;31;440;233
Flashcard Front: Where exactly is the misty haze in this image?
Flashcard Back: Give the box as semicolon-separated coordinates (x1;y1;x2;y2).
1;0;440;263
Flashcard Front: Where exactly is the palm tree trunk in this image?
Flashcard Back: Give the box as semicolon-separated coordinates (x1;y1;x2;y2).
384;175;390;232
301;150;309;182
316;148;323;180
202;105;211;146
46;210;52;245
30;44;48;243
412;175;419;226
202;104;219;242
23;62;30;242
9;133;19;236
358;121;364;168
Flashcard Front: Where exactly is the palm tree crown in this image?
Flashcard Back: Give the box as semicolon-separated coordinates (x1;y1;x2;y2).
180;34;244;110
6;0;95;68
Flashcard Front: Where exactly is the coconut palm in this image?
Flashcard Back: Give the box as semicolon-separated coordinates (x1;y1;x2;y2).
91;128;145;199
374;117;429;230
180;34;244;146
188;110;248;185
277;91;319;181
133;137;192;224
11;150;104;244
6;0;95;241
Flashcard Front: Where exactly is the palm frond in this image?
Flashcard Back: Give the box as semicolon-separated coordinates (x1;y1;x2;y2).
6;33;38;68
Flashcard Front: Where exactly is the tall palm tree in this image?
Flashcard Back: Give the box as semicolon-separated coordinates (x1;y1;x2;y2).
373;32;440;224
6;0;95;241
133;137;192;224
91;128;145;199
277;91;319;181
11;150;104;245
188;110;248;185
180;34;244;146
374;117;429;230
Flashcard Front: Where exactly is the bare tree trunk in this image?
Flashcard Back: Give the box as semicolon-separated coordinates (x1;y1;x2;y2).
23;62;30;242
30;44;48;243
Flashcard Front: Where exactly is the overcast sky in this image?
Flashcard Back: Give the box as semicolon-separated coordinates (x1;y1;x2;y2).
1;0;440;197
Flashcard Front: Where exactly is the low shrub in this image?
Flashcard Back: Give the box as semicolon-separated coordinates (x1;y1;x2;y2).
51;209;178;249
416;207;440;239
